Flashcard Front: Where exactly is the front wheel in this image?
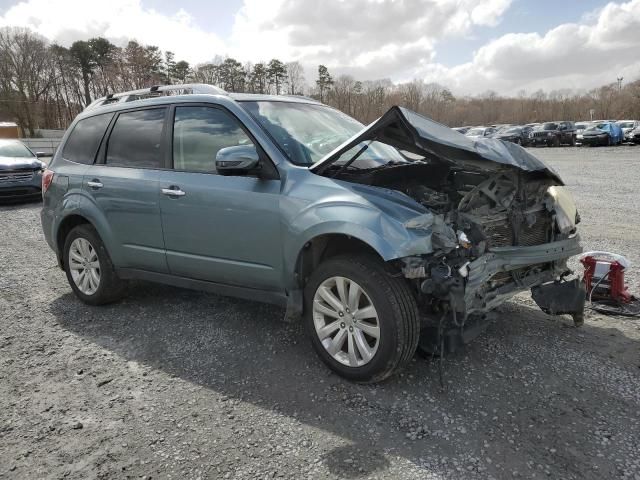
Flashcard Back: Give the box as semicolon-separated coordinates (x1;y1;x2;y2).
304;255;419;383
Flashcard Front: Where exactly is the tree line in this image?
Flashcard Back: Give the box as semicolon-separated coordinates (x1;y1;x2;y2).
1;26;639;137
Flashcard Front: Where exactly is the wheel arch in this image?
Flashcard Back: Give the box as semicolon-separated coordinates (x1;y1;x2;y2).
54;198;120;269
292;233;393;291
56;214;93;261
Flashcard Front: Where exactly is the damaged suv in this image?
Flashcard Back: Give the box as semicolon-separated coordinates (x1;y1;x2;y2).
42;84;584;383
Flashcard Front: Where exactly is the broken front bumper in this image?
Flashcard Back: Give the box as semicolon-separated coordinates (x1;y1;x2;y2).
462;235;583;315
415;235;584;353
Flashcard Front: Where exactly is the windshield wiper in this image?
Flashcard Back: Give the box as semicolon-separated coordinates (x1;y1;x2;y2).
330;142;371;178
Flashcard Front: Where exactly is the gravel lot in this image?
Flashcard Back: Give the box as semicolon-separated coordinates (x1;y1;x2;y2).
1;146;640;480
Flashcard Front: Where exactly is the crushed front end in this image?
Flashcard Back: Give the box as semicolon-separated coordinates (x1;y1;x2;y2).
311;106;586;353
399;170;584;353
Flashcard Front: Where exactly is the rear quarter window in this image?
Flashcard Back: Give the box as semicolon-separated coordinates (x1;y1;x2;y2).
62;113;114;164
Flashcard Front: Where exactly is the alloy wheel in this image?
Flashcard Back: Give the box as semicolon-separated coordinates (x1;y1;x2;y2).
312;276;380;367
68;237;101;295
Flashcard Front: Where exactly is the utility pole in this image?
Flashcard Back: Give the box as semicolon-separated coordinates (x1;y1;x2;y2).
617;76;624;92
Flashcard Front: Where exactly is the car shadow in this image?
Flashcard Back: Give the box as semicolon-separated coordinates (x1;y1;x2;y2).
0;196;42;207
49;282;640;478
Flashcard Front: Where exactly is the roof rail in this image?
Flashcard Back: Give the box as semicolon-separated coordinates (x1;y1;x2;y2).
85;83;227;111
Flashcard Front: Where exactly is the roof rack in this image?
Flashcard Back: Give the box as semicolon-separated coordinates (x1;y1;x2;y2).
85;83;227;111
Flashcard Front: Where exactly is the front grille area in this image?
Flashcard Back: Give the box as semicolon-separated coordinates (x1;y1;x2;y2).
0;171;34;184
485;222;512;247
484;211;551;248
532;131;549;138
519;212;551;246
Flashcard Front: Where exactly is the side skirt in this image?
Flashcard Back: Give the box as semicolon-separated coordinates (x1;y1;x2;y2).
116;268;288;309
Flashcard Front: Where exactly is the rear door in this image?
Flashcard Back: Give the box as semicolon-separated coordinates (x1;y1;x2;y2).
158;104;283;290
83;107;169;272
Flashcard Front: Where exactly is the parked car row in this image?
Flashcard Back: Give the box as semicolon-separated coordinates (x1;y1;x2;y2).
454;119;640;147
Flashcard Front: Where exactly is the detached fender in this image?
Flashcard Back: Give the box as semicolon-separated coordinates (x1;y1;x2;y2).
282;203;435;287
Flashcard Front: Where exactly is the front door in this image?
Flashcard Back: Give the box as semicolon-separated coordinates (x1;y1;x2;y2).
159;105;283;291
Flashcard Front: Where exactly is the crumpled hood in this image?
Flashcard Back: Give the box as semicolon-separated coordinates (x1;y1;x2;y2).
0;156;43;171
311;106;563;184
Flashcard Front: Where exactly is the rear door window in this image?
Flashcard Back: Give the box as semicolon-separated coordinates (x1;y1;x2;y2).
106;108;166;168
62;113;114;164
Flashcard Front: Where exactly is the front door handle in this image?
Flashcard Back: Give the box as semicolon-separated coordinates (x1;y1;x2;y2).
87;180;103;189
162;187;186;197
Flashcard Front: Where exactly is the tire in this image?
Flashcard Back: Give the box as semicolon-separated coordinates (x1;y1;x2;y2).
63;224;126;305
304;254;419;383
606;136;611;147
570;135;576;146
552;136;561;147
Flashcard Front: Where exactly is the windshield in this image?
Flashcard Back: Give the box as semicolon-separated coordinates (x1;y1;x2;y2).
465;128;485;136
241;101;407;167
541;123;558;130
618;121;635;128
587;124;609;131
576;123;588;130
503;128;521;134
0;141;34;158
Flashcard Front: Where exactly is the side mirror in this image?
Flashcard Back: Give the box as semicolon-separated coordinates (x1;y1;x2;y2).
215;145;260;175
35;152;47;158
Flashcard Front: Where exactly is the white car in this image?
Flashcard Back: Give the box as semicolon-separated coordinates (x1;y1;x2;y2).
617;120;639;142
575;122;592;144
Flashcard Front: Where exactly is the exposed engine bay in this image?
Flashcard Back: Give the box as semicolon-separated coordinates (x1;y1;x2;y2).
326;160;585;353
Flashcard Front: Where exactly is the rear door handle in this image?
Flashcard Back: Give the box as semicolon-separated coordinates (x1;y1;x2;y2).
87;180;103;189
162;187;186;197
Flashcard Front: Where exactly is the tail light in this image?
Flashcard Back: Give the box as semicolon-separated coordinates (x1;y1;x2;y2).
42;169;55;196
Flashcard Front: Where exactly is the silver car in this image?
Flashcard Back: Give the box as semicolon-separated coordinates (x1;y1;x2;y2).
41;84;585;382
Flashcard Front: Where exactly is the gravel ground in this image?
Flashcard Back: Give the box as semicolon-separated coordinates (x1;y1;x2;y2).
1;146;640;480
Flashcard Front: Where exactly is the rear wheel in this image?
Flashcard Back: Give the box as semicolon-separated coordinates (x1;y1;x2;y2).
570;135;576;146
552;136;561;147
63;224;126;305
304;255;419;383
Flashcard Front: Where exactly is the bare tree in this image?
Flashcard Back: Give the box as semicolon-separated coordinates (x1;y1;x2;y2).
0;27;55;135
286;61;305;95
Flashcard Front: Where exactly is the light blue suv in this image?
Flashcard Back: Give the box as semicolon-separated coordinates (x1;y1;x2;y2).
41;84;585;382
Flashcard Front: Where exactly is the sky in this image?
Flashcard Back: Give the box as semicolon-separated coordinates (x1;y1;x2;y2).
0;0;639;95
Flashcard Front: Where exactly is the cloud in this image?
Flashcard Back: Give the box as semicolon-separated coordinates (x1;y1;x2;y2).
229;0;513;78
0;0;638;95
421;0;640;94
0;0;226;64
